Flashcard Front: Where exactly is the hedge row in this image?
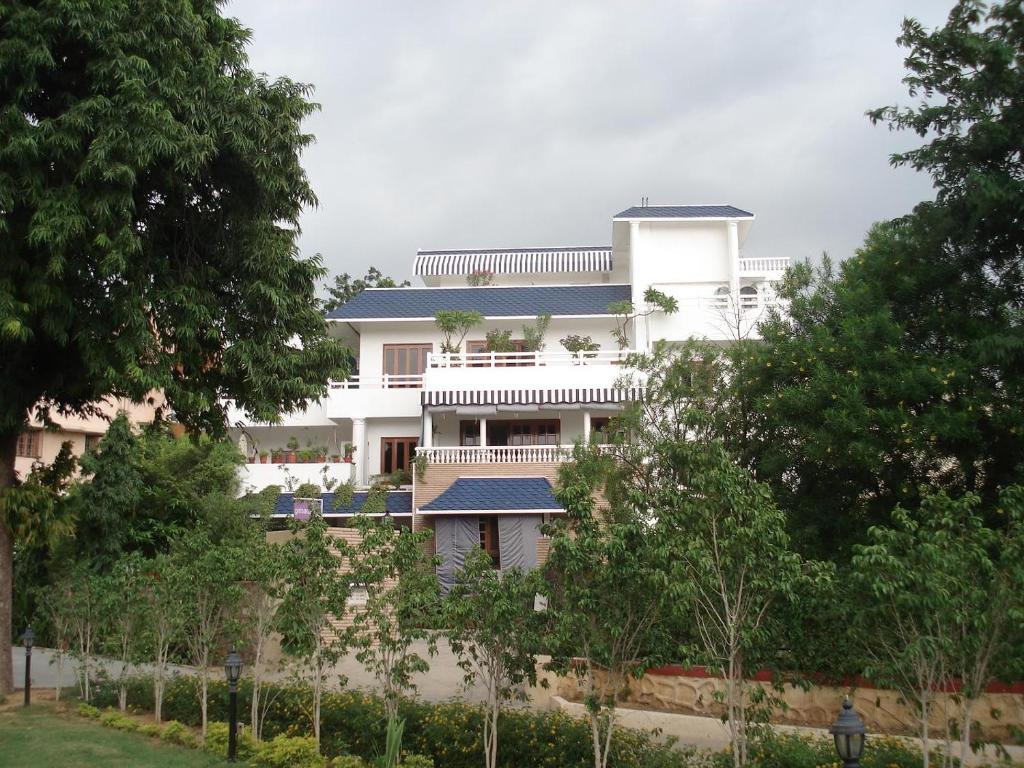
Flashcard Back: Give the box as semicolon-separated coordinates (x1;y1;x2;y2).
89;674;933;768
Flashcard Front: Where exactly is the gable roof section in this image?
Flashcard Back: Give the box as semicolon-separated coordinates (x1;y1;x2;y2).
327;284;631;321
273;490;412;516
614;204;753;219
419;477;562;513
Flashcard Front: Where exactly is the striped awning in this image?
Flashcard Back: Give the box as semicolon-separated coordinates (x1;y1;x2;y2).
414;247;613;277
422;387;641;407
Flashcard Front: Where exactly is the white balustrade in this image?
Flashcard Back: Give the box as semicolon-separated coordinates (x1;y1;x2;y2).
329;374;423;390
425;349;633;369
416;445;573;464
739;257;790;274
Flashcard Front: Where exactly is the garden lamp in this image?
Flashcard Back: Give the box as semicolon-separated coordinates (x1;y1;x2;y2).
224;647;243;761
829;697;867;767
22;626;34;707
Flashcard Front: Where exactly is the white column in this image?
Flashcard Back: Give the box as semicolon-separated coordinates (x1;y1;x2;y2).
479;418;487;447
352;417;367;487
583;411;591;444
727;220;740;298
630;221;648;351
423;410;433;448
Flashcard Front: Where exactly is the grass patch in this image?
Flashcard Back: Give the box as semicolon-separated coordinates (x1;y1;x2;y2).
0;704;229;768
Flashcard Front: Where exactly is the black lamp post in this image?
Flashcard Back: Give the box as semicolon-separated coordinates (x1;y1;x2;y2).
829;697;867;767
224;647;243;762
22;626;34;707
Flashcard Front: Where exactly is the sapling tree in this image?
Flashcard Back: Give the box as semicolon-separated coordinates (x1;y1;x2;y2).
600;344;825;767
446;547;546;768
67;565;105;703
325;267;410;312
243;538;286;741
36;577;75;701
544;445;669;768
104;555;149;712
173;529;247;739
606;287;678;349
276;514;351;750
434;310;483;355
851;489;1024;768
144;552;186;723
348;515;440;724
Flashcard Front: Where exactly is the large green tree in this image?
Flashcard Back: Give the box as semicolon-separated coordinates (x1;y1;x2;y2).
0;0;349;690
731;0;1024;557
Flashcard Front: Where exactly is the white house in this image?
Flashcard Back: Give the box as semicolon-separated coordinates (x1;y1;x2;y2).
227;204;785;585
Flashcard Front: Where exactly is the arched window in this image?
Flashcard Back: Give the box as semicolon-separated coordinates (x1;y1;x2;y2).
739;285;758;308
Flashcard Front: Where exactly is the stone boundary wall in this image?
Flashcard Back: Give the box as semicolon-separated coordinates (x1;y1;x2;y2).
554;667;1024;741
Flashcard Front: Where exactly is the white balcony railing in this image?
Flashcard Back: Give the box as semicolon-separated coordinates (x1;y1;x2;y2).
701;294;782;311
416;445;573;464
427;349;632;369
329;374;423;390
739;257;790;274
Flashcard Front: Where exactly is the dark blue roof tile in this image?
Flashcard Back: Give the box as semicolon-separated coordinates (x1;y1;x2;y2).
614;205;753;219
273;490;412;516
327;284;630;320
419;477;561;512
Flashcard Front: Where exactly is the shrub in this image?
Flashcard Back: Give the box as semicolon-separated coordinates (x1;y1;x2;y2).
728;733;931;768
99;709;139;732
76;703;101;719
402;755;435;768
250;734;326;768
202;721;256;761
333;757;370;768
160;720;197;748
138;723;162;738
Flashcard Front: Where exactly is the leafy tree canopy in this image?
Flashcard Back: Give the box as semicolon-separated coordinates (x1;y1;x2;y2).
0;0;349;687
731;0;1024;556
324;267;410;313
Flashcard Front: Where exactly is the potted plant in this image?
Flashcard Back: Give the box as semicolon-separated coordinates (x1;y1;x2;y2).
315;445;327;463
330;453;341;464
271;449;284;464
343;443;354;463
285;436;299;463
259;450;270;464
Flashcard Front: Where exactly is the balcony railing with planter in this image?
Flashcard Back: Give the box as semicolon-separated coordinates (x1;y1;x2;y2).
416;445;573;464
426;349;632;369
422;350;636;392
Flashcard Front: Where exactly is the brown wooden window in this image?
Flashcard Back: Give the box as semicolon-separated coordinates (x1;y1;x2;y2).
85;434;102;454
591;417;612;444
479;518;500;568
381;437;418;475
505;419;560;446
460;420;481;447
382;344;432;387
16;430;41;458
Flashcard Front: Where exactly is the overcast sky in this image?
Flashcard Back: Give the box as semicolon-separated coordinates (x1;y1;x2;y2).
225;0;951;285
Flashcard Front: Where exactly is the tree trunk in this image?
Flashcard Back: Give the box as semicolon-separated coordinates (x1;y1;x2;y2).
200;669;209;738
55;651;64;701
921;692;931;768
960;697;974;766
0;431;18;695
154;671;165;724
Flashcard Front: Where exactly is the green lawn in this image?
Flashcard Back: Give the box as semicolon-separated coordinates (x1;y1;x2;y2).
0;705;229;768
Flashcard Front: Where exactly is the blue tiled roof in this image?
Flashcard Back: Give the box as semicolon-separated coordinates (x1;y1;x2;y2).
326;284;631;320
274;490;412;516
614;205;753;219
419;477;561;512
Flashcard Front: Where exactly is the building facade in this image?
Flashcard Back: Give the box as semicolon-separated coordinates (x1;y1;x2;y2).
15;395;165;481
227;204;786;585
